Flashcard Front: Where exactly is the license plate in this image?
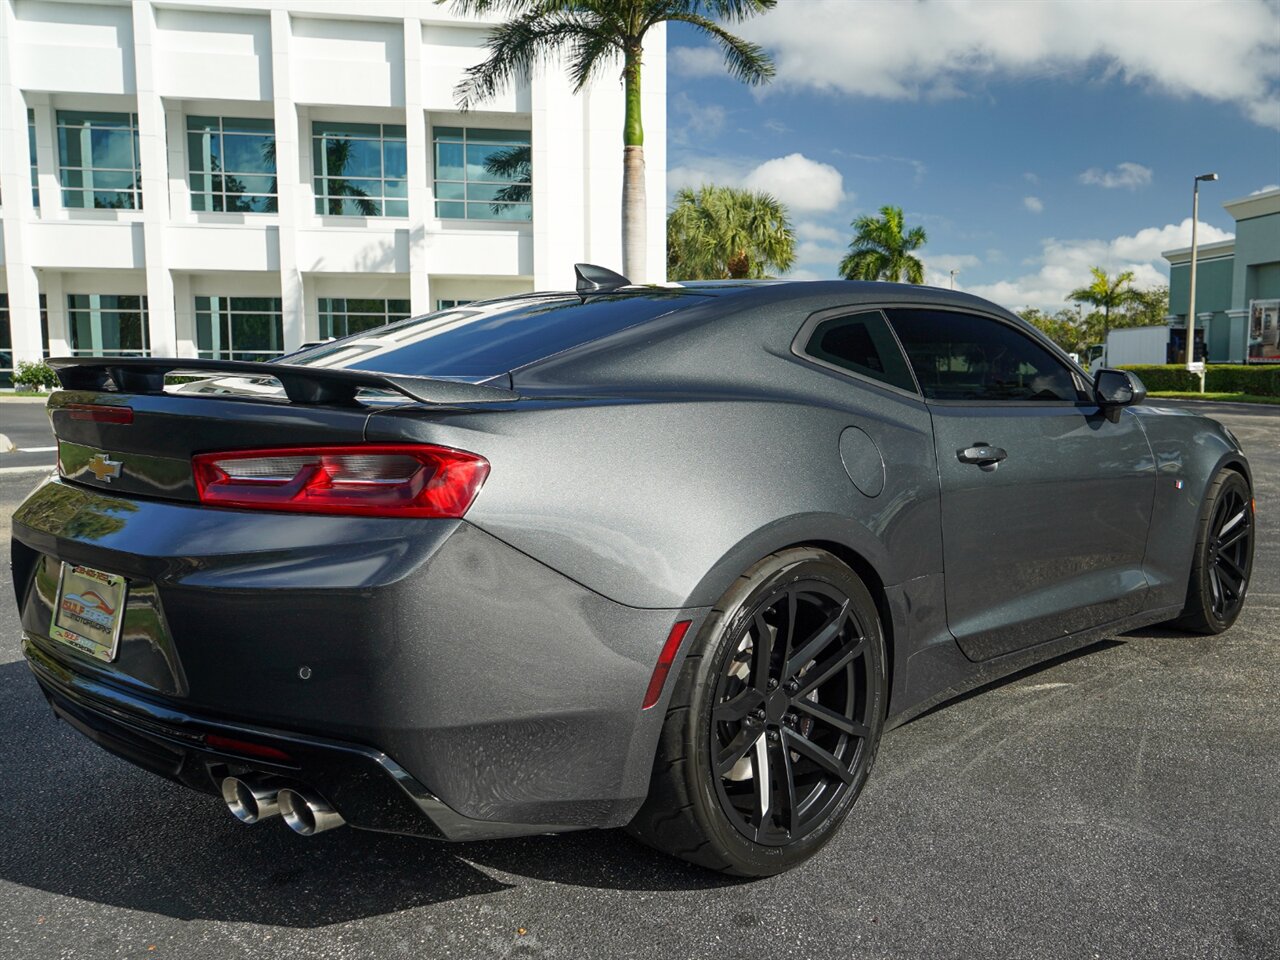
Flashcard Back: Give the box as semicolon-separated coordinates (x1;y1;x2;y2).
50;563;128;663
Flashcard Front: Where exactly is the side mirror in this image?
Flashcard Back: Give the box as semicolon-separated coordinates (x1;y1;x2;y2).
1094;368;1147;422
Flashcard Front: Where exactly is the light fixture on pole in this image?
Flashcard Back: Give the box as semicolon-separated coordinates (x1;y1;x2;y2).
1186;172;1218;393
949;269;958;290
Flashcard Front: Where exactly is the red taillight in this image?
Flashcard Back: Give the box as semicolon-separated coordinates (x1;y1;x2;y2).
67;403;134;424
205;733;293;762
641;620;693;710
192;444;489;518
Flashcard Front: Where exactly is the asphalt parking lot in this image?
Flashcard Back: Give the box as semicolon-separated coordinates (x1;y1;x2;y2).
0;399;1276;960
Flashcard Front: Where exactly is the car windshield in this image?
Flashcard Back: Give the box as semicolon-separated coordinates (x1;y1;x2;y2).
284;292;691;381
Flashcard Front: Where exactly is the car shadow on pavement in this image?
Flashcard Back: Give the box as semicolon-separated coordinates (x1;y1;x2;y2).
0;662;731;928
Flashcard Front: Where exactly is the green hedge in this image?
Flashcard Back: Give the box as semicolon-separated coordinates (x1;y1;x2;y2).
1119;364;1280;397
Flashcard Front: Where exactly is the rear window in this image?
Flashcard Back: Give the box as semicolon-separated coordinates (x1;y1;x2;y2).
286;293;690;380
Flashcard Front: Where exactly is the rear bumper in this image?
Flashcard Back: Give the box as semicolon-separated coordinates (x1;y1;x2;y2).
25;638;570;840
13;476;706;833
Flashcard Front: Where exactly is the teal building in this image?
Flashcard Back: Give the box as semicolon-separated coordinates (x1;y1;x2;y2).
1163;187;1280;363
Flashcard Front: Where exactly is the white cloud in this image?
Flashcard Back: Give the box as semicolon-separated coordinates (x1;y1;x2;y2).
1023;172;1039;185
1079;162;1153;190
1023;196;1044;213
967;218;1234;311
1251;184;1280;195
679;0;1280;129
669;153;847;214
744;154;846;212
795;221;843;244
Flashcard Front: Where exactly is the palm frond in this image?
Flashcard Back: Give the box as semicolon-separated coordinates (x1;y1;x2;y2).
665;11;774;84
454;11;603;109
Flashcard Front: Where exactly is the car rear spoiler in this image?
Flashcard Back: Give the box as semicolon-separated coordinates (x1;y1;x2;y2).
46;356;519;406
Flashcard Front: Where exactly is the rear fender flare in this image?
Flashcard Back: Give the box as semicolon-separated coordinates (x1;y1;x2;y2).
681;512;893;612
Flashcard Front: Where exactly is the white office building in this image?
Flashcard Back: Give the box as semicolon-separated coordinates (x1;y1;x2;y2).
0;0;667;384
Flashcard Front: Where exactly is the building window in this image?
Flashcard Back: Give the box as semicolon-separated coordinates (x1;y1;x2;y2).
57;111;142;210
0;295;10;386
312;122;407;217
433;127;531;221
317;298;411;340
188;116;276;213
0;294;50;385
29;109;39;208
436;299;475;311
68;295;149;357
196;297;284;362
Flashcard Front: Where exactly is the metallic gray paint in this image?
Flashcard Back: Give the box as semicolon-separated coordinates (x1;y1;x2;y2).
10;279;1251;837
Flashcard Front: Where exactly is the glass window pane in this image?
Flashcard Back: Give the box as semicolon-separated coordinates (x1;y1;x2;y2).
90;169;137;190
435;142;465;180
188;131;217;172
312;120;383;138
466;143;512;179
93;190;137;209
465;182;514;203
433;126;464;141
221;134;275;174
382;139;407;177
435;181;464;201
289;293;689;379
384;199;408;217
329;138;383;178
186;116;220;133
227;174;275;194
436;200;465;219
805;311;917;393
221;117;274;135
886;309;1081;402
89;128;135;167
468;127;530;144
478;202;531;221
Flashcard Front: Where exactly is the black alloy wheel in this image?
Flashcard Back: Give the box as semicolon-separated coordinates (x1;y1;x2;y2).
1205;482;1253;622
1174;468;1255;634
628;548;886;876
710;582;872;846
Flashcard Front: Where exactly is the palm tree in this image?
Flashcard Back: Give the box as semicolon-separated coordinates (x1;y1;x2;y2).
444;0;776;282
838;206;927;283
667;185;795;280
1069;267;1139;341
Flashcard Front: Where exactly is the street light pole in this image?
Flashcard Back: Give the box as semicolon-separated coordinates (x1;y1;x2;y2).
1186;172;1219;393
949;269;958;290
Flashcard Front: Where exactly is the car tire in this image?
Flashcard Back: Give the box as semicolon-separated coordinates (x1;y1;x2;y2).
1171;468;1254;635
627;547;887;876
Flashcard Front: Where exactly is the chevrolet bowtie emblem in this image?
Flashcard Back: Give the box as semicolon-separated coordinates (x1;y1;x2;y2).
87;453;123;483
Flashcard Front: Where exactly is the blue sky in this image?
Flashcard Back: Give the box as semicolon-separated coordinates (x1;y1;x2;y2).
665;0;1280;310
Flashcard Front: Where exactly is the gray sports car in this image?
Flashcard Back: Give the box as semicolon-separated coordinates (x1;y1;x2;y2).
11;267;1254;876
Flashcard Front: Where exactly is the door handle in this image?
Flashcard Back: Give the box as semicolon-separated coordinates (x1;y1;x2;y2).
957;444;1008;470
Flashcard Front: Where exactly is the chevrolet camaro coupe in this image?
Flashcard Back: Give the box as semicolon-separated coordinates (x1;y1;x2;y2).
11;267;1254;876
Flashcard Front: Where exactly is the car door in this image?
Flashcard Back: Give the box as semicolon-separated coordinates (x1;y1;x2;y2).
884;307;1155;662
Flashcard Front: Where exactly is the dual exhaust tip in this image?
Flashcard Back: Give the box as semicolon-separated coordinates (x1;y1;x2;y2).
221;775;345;836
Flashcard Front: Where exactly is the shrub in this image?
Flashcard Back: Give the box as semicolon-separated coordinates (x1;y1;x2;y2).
13;359;58;390
1118;364;1199;392
1205;364;1280;396
1118;364;1280;397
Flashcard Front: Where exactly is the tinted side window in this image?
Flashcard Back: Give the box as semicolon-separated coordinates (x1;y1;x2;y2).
803;310;917;393
886;308;1083;402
